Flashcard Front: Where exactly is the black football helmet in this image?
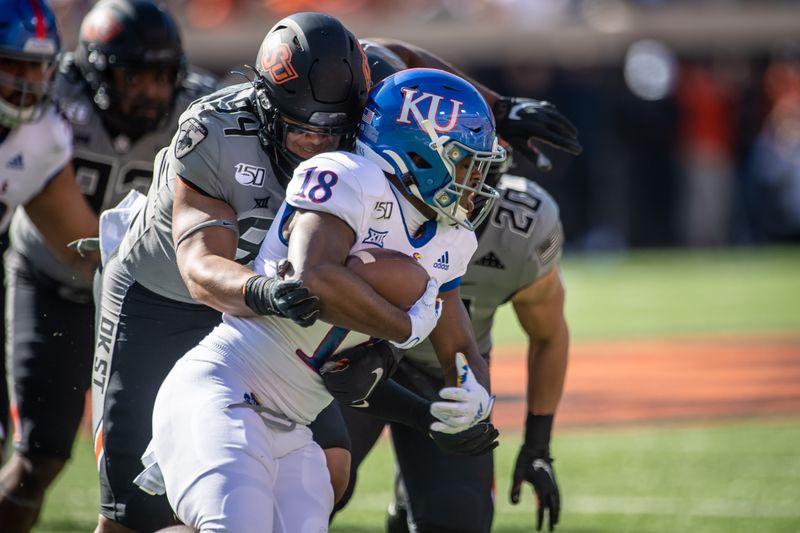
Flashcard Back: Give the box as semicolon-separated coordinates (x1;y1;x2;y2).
74;0;185;138
252;12;370;181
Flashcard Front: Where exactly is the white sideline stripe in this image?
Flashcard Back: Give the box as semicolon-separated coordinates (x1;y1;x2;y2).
350;494;800;519
502;495;800;518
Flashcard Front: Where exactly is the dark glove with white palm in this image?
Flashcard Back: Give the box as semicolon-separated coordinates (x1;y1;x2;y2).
493;97;581;171
510;414;560;531
430;421;499;456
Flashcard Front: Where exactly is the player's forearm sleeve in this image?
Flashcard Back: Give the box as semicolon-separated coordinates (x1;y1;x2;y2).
345;378;431;433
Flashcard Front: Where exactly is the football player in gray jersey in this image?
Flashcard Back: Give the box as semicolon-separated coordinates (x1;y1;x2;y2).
312;45;574;533
90;12;366;533
0;1;215;532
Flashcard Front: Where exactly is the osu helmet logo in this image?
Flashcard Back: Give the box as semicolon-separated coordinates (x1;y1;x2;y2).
260;43;299;85
397;88;464;133
80;10;123;43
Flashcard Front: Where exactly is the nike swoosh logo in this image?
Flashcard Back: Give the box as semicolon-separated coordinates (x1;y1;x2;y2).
532;459;555;482
349;368;384;409
509;102;531;120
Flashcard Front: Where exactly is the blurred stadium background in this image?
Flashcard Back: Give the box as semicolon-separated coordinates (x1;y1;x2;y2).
50;0;800;249
30;0;800;531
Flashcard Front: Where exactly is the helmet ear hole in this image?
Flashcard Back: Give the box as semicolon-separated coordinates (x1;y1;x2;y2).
408;152;432;169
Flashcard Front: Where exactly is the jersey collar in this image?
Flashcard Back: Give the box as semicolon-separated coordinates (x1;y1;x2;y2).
389;184;438;248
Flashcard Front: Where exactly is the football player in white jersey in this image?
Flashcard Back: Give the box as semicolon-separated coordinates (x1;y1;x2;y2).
142;68;505;532
316;46;574;533
0;2;100;531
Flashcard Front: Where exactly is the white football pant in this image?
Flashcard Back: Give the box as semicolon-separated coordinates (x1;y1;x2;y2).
150;348;333;532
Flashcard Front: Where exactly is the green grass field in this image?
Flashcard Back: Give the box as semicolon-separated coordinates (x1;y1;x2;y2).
33;246;800;532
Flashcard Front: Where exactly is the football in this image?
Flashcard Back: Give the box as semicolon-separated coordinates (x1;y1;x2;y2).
346;248;430;311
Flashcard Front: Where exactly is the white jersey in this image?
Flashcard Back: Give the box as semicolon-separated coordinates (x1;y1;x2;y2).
198;151;477;424
0;106;72;231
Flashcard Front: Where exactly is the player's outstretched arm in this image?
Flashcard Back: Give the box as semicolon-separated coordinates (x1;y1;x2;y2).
24;164;99;282
425;290;496;437
286;209;433;344
322;343;499;456
509;266;568;531
427;288;488;387
365;38;502;107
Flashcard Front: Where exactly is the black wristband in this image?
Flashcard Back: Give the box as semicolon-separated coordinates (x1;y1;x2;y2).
243;275;274;316
524;413;553;456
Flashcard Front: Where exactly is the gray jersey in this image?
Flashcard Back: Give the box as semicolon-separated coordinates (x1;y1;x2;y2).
404;174;563;372
116;83;286;303
8;56;216;290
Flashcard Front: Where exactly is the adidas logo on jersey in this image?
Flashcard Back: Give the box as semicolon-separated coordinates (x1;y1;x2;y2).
6;153;24;170
474;251;506;269
433;251;450;270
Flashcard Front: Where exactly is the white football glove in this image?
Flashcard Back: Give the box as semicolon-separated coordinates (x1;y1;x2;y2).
430;353;495;434
390;278;442;350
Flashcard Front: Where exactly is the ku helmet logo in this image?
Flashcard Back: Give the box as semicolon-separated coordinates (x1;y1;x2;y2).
397;88;464;132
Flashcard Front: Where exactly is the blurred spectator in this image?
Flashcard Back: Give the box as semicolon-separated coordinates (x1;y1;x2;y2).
674;60;737;246
745;97;800;241
46;0;800;248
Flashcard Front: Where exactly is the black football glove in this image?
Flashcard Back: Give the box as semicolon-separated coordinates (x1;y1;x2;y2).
510;414;560;531
243;275;319;327
493;97;582;168
430;421;499;456
511;446;560;531
319;341;400;406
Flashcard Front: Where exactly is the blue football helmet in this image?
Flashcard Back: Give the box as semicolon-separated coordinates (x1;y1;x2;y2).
0;0;60;128
356;68;506;230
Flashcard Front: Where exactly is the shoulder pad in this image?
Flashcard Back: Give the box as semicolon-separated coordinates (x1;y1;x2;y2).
496;174;561;226
58;52;80;76
491;174;563;266
57;52;81;81
287;152;388;233
180;68;219;100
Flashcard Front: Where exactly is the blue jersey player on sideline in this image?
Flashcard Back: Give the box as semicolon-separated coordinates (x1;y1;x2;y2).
139;68;505;532
0;2;217;532
0;2;100;531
